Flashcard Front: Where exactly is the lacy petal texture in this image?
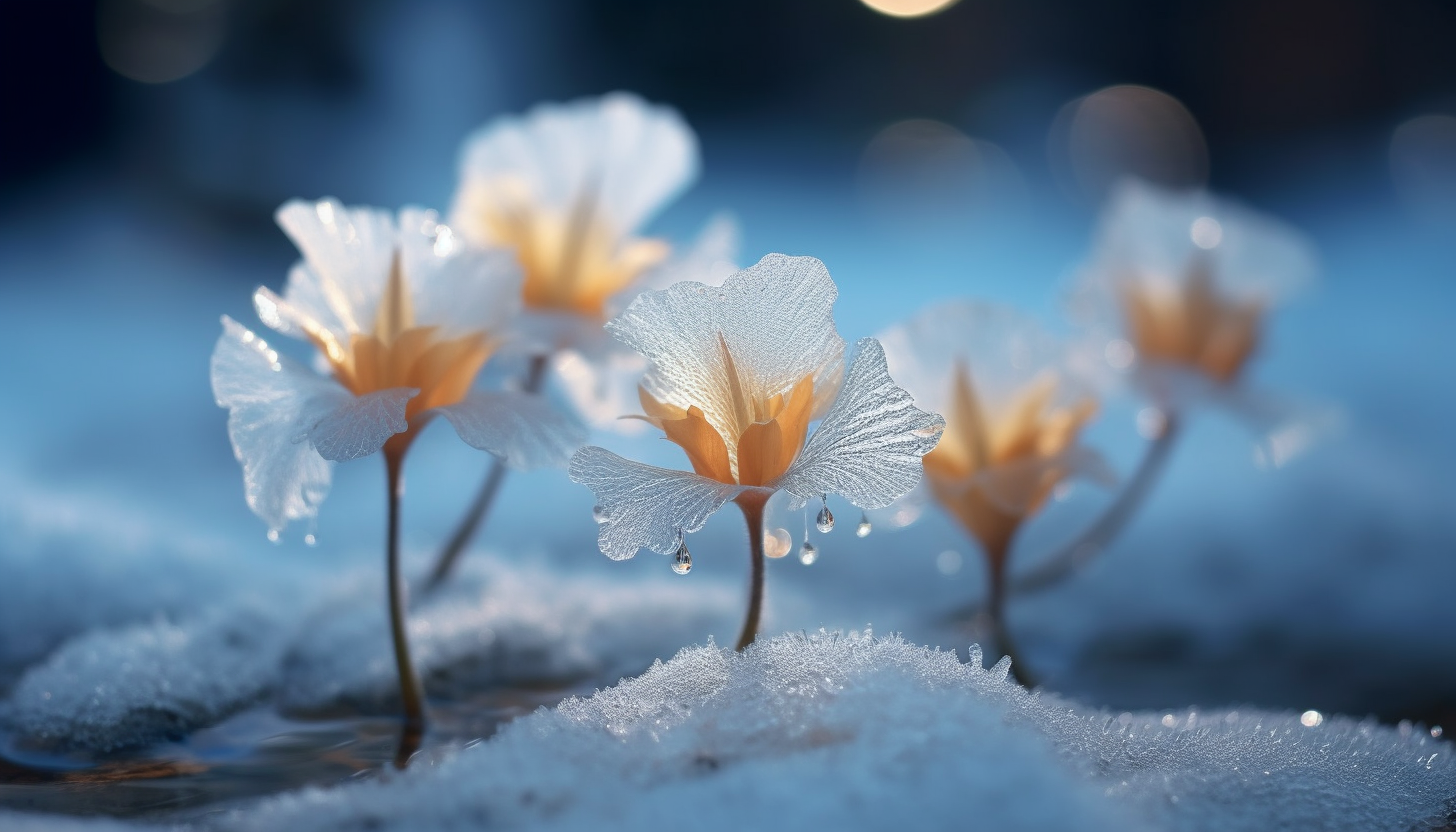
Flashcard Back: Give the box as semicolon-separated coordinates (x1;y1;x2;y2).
212;198;585;535
570;254;944;560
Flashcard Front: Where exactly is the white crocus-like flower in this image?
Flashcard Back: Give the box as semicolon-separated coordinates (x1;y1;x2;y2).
449;92;734;423
570;254;944;650
1071;179;1319;435
211;197;585;536
880;301;1110;566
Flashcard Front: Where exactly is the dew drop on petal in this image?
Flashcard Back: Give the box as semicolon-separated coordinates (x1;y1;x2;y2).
592;504;608;524
855;513;872;538
815;505;835;533
799;541;819;566
672;538;692;575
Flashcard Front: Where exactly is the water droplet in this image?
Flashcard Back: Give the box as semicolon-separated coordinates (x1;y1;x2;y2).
815;505;835;533
672;541;692;575
763;527;793;559
266;529;280;544
592;505;608;523
855;513;872;537
303;533;318;547
799;542;818;565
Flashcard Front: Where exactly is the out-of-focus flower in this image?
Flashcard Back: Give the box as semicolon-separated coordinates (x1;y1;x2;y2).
449;92;734;431
1071;178;1316;407
212;198;584;535
880;302;1109;564
570;254;945;561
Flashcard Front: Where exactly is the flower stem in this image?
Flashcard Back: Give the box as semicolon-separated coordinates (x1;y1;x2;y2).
1011;410;1182;595
985;547;1036;688
384;446;426;768
733;491;770;652
424;354;551;593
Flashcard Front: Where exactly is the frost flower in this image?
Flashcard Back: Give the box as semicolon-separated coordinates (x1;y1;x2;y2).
1074;178;1316;412
451;91;711;351
429;92;731;587
212;199;583;536
881;302;1106;681
881;302;1107;568
212;198;585;760
570;254;945;650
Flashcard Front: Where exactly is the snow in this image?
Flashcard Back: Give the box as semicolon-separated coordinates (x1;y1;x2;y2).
214;632;1452;832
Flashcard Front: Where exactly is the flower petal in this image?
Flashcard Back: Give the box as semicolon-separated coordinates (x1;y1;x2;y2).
568;446;747;559
210;316;338;534
774;338;945;510
436;391;587;470
305;388;414;462
397;207;522;339
275;198;398;336
608;253;845;447
452;91;698;241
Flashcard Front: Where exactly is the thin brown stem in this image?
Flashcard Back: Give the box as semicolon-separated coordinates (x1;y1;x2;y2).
1012;411;1181;595
985;549;1036;688
733;491;770;652
385;446;426;768
424;354;551;592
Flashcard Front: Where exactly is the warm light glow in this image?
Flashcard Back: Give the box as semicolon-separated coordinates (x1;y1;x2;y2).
857;119;1024;230
859;0;961;18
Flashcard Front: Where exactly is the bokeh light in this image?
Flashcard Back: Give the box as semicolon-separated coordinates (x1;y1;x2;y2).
96;0;228;84
858;0;961;19
1389;113;1456;227
857;118;1024;233
1049;84;1209;203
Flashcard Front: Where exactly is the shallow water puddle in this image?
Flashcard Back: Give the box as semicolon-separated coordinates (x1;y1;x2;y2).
0;684;583;821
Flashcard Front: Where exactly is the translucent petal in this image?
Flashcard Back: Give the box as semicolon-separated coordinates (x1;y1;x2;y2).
1089;179;1317;305
274;198;398;336
452;91;698;239
305;388;414;462
550;346;651;433
569;446;747;560
437;390;587;470
210;316;338;534
970;446;1117;515
608;254;845;448
397;206;522;339
775;338;945;510
628;212;741;297
878;300;1084;415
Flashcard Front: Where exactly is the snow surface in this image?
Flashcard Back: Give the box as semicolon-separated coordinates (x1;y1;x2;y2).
210;632;1453;832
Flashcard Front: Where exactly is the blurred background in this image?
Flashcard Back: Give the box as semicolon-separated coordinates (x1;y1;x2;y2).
1;0;1454;730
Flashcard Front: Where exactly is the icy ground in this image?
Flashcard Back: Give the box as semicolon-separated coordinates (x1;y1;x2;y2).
5;632;1455;832
1;175;1454;828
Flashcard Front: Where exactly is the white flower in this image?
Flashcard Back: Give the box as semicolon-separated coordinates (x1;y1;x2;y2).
212;198;585;535
449;92;734;430
1070;179;1333;459
879;301;1111;562
570;254;945;560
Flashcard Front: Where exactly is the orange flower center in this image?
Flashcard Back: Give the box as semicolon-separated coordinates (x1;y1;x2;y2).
304;254;493;426
1119;259;1262;383
459;178;669;318
640;336;816;488
923;363;1097;561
